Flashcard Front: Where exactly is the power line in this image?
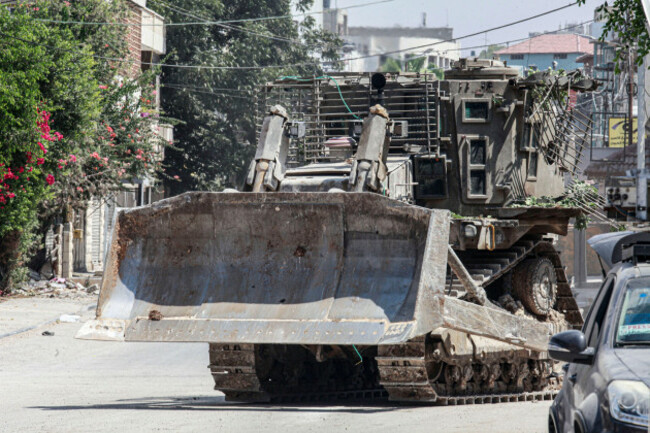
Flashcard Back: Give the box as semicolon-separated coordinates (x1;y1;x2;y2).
338;1;581;64
0;30;314;70
149;0;305;45
34;0;394;27
2;1;584;71
162;84;253;99
163;83;255;93
446;20;594;53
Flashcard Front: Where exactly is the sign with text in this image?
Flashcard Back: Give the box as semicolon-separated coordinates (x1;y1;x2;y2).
608;117;638;148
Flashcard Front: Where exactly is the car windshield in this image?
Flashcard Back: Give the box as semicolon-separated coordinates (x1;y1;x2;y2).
616;278;650;345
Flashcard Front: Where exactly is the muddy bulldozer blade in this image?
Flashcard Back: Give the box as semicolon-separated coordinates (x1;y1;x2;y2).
77;192;451;345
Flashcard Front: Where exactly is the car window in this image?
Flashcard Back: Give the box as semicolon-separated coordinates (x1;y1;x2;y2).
616;278;650;344
583;276;615;348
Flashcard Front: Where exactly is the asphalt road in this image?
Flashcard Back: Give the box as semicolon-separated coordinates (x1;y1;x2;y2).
0;301;552;433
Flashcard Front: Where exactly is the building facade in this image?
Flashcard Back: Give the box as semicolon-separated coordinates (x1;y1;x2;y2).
496;34;593;75
310;2;460;73
345;26;460;72
57;0;171;277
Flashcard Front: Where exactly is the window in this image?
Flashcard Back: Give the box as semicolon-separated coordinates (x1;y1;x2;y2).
616;278;650;344
413;157;447;199
462;99;491;123
470;170;486;195
470;139;486;165
465;137;489;198
583;276;615;348
528;152;538;179
510;54;524;60
465;102;489;120
553;53;568;59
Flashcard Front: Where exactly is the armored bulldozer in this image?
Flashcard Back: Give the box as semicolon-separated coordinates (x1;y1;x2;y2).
78;59;598;404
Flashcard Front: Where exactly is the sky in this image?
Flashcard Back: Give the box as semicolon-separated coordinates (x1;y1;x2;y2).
333;0;603;55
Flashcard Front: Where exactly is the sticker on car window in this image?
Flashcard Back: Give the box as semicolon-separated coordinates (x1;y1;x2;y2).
619;324;650;336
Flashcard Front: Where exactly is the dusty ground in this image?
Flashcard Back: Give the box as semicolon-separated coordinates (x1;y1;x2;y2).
0;298;552;433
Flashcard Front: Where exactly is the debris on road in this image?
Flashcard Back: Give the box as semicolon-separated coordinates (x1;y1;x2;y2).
6;274;99;301
59;314;81;323
41;331;54;336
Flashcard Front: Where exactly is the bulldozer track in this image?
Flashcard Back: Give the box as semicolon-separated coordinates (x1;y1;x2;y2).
448;240;582;328
376;337;562;404
207;243;576;405
209;339;562;405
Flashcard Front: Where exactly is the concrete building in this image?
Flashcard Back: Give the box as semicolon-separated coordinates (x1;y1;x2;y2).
345;26;460;72
496;34;594;75
310;2;460;72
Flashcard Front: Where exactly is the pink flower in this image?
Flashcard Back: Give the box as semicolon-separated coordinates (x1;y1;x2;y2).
37;158;45;165
69;154;77;163
7;192;15;199
76;186;83;192
173;175;180;180
91;152;100;159
37;142;47;154
46;174;55;185
99;85;108;90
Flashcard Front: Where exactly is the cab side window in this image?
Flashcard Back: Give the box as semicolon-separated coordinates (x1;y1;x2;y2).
582;276;615;348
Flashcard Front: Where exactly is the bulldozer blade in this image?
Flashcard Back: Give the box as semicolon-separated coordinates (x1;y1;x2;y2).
77;192;450;345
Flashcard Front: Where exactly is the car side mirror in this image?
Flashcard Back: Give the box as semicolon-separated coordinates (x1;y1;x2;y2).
548;330;595;365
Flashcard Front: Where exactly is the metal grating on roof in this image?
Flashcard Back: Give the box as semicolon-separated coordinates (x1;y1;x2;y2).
256;72;443;164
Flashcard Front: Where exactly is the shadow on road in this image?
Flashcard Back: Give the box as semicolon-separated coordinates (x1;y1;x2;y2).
30;396;407;414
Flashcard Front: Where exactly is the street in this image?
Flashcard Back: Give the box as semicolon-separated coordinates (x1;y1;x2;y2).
0;297;551;433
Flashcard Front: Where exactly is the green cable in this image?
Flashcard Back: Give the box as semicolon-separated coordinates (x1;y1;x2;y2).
352;344;363;365
278;75;361;120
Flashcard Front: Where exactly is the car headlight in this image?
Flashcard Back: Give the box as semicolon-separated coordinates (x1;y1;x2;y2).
607;380;649;428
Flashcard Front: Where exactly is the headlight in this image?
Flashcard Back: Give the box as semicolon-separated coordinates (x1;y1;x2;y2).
607;380;649;427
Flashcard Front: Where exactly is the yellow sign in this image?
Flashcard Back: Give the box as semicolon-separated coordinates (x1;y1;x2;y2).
608;117;638;148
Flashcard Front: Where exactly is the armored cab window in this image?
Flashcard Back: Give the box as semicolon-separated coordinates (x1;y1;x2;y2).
462;99;491;123
465;137;488;198
522;102;541;179
526;128;539;180
413;156;447;199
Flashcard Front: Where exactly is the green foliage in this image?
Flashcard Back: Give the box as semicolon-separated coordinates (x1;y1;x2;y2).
578;0;650;69
148;0;342;193
0;1;169;289
478;44;505;60
380;57;402;72
381;56;444;79
0;4;97;236
509;181;615;230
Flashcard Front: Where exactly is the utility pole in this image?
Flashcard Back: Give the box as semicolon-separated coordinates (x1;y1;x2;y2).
638;0;650;220
637;55;649;220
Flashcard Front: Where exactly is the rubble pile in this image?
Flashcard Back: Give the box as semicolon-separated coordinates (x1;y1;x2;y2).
9;275;99;300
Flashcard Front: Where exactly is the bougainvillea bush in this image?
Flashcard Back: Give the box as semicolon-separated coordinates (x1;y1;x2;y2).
0;2;168;291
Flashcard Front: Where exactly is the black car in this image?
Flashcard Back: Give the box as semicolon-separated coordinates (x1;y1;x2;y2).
548;231;650;433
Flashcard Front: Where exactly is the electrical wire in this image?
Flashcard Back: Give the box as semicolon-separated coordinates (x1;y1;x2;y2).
2;1;584;71
149;0;305;45
33;0;395;27
162;84;253;99
338;1;581;64
163;83;255;93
